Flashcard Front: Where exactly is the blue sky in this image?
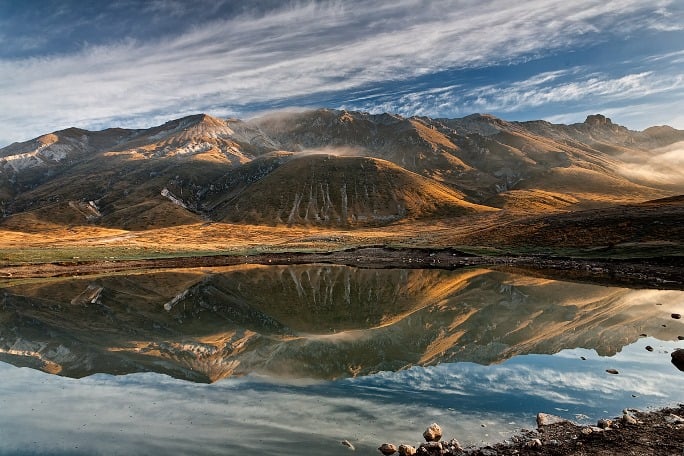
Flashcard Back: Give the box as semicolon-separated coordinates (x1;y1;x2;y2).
1;0;683;146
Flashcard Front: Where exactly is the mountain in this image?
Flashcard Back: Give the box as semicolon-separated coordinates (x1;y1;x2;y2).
1;110;683;229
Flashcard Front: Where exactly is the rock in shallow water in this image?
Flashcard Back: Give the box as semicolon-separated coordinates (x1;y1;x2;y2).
672;349;684;371
606;368;619;374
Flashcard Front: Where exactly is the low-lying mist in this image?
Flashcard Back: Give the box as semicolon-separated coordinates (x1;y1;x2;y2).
617;141;684;190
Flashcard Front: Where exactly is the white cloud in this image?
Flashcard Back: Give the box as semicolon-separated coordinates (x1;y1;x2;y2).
0;0;680;145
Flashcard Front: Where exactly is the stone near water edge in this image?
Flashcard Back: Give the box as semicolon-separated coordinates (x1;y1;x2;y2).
678;336;684;340
671;348;684;372
536;412;568;427
622;412;639;425
341;439;355;451
645;345;654;352
525;438;543;448
378;443;398;455
418;441;443;454
597;418;613;429
664;414;684;425
672;313;682;319
445;439;462;452
422;423;442;442
397;444;416;456
606;368;619;374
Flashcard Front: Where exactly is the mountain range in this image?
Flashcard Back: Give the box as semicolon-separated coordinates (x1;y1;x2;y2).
2;109;683;230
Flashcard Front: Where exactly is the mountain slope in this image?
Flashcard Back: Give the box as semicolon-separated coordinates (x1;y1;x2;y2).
211;154;496;226
1;109;682;229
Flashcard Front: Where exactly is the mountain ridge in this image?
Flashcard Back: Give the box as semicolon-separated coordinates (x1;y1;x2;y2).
1;109;682;229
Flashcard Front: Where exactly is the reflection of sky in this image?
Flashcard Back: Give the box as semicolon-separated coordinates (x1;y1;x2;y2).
1;338;682;455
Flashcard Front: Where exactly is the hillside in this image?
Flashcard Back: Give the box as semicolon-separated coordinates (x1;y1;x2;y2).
1;110;683;229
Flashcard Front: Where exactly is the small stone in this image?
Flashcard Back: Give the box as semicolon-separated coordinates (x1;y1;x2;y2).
580;356;587;360
341;439;355;451
671;348;684;371
678;336;684;340
672;313;682;319
525;438;543;448
547;439;560;446
378;443;397;455
479;448;498;456
639;333;647;337
419;441;442;454
397;444;416;456
446;439;462;452
581;427;593;435
606;369;619;375
422;423;442;442
645;345;654;352
597;418;613;429
536;412;568;427
622;413;638;425
664;414;684;425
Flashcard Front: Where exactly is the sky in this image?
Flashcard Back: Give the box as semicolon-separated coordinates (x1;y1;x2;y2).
1;0;683;146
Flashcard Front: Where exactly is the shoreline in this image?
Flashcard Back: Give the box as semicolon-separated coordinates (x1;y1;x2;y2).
1;247;682;290
381;404;684;455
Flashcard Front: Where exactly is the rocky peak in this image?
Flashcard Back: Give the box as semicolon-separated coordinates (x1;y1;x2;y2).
584;114;613;127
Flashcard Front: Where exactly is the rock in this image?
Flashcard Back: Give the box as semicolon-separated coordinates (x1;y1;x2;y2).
639;333;647;337
664;414;684;425
536;412;568;427
581;427;594;435
525;438;543;448
422;423;442;442
580;356;587;360
597;418;613;429
606;368;619;374
478;448;498;456
672;313;682;319
418;442;442;454
678;336;684;340
622;413;638;425
397;444;416;456
645;345;654;352
671;348;684;371
378;443;397;455
445;439;462;452
341;439;355;450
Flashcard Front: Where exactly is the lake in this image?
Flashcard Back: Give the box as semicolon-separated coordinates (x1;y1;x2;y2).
0;265;682;455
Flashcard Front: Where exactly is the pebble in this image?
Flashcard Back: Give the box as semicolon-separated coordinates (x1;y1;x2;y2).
398;444;416;456
679;336;684;340
422;423;442;442
525;438;543;448
622;413;638;425
645;345;654;352
597;418;613;429
536;413;568;427
378;443;397;455
672;313;682;319
606;368;619;374
419;441;442;454
664;414;684;425
341;439;355;450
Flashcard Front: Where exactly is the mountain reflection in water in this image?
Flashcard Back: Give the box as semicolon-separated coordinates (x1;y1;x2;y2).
0;265;682;382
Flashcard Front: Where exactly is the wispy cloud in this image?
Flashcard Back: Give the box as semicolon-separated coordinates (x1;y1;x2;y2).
0;0;681;144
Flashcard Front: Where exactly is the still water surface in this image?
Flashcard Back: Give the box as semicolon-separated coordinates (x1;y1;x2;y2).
0;265;682;454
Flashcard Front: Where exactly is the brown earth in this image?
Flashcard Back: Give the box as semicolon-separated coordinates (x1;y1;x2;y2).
388;405;684;455
1;247;683;290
